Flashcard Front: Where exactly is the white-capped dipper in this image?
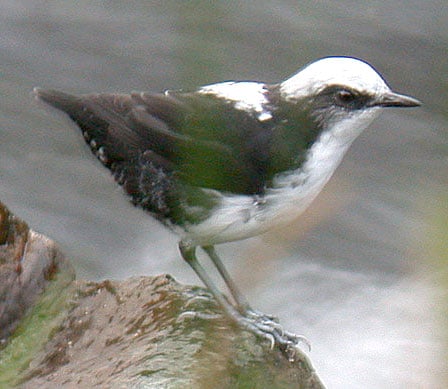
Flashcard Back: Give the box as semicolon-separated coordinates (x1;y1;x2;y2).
34;56;421;359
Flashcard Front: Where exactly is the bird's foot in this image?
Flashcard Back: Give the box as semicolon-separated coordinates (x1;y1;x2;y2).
245;308;278;322
235;309;311;362
178;288;310;361
177;290;224;321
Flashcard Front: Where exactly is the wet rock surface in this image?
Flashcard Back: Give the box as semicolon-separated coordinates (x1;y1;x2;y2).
0;202;324;388
0;201;75;343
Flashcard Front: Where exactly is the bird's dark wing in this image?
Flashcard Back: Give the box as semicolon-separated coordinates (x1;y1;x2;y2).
34;87;277;196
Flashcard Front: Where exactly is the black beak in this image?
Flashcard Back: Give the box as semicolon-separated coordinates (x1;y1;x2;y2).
374;91;421;108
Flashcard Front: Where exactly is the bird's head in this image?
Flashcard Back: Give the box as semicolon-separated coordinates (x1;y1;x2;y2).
279;56;420;136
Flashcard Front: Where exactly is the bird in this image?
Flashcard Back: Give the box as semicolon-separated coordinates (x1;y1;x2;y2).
34;56;420;358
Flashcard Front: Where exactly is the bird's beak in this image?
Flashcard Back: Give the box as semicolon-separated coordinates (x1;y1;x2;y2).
374;91;421;108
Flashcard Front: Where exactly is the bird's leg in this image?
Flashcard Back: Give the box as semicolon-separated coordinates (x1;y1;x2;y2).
201;245;251;314
179;241;278;344
180;241;309;358
179;241;243;321
202;245;278;323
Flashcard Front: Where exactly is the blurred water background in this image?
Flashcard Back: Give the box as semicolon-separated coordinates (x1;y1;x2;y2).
1;1;447;387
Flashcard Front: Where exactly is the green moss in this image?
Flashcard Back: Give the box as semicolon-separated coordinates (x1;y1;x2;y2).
0;270;74;387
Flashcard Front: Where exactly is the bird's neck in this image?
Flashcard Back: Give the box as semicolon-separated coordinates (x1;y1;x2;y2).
267;110;379;208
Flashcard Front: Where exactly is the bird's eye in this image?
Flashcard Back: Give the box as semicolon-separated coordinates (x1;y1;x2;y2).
335;89;356;106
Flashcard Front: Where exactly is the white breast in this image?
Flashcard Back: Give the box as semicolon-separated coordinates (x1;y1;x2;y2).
183;108;381;246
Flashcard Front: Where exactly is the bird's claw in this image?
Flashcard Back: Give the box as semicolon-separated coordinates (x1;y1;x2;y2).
235;310;310;360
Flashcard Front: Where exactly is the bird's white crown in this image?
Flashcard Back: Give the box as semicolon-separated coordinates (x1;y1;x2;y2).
280;57;391;100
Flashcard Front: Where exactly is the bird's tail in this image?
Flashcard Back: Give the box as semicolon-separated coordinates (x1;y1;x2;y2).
33;87;82;112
